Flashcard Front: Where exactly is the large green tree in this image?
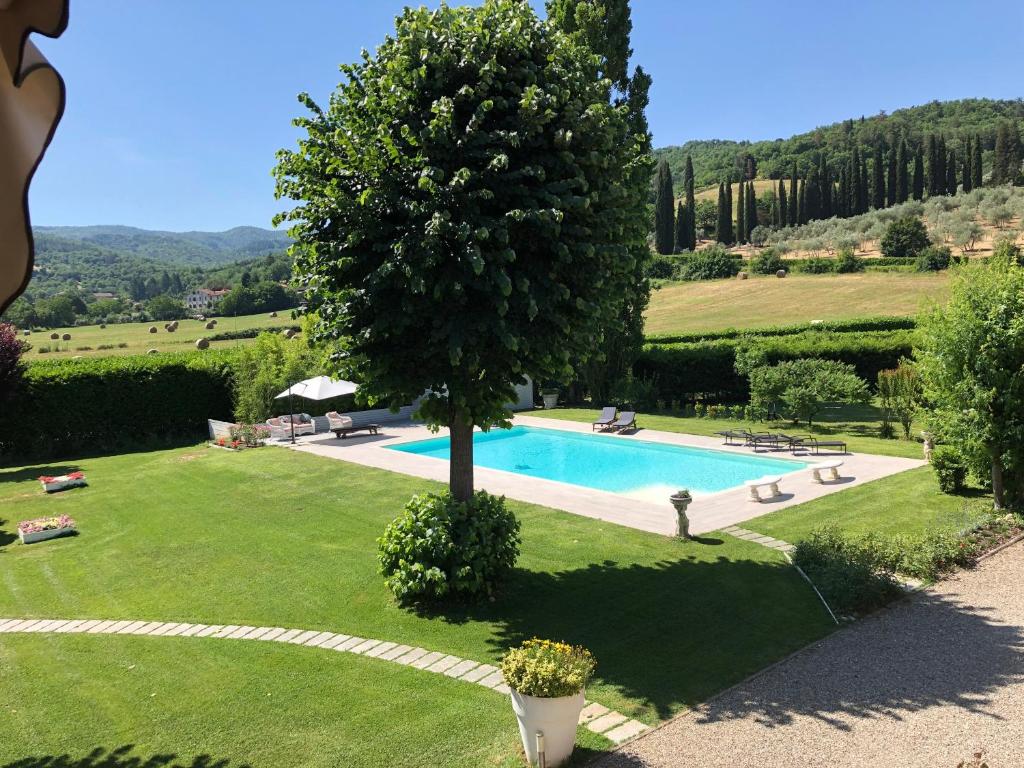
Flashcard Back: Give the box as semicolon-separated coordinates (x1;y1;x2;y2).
917;260;1024;508
788;162;798;226
682;154;697;250
962;137;973;193
274;1;643;501
972;134;984;189
777;177;787;227
886;147;897;207
735;178;746;245
745;181;757;241
872;145;885;210
654;158;675;254
912;147;925;200
896;138;909;203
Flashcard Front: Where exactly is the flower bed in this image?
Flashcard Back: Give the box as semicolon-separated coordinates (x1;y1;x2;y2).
38;471;86;493
211;424;270;451
18;515;77;544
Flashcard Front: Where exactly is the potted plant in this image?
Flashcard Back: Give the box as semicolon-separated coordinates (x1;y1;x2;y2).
37;471;86;493
501;639;596;767
669;489;692;539
18;515;77;544
540;388;559;410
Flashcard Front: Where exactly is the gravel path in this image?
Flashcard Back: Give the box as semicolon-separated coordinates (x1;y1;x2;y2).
597;541;1024;768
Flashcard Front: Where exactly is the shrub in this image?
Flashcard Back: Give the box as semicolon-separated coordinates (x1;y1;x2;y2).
377;490;520;603
748;358;869;426
645;255;676;280
797;257;835;274
880;216;931;258
877;363;919;439
677;245;740;281
835;248;865;273
915;245;952;272
748;248;785;275
931;447;968;494
500;639;596;698
792;527;902;615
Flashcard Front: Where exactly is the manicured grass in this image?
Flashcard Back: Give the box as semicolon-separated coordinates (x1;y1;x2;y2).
532;404;926;459
25;312;289;359
0;446;833;765
743;466;992;543
644;272;949;336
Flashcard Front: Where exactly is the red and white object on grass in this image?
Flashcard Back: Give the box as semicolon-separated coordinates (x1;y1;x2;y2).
38;471;86;493
18;515;77;544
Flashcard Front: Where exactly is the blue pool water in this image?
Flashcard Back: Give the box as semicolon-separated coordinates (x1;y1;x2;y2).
389;426;808;496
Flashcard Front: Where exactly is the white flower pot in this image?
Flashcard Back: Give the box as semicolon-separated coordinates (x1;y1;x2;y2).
20;526;75;544
510;689;584;767
542;393;559;410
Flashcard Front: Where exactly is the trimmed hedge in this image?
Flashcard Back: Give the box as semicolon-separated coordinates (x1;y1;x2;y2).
646;315;917;345
0;351;237;459
636;328;914;403
207;325;300;342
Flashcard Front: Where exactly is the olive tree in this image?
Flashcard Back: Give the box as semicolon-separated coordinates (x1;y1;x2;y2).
748;359;870;427
273;2;643;502
917;261;1024;509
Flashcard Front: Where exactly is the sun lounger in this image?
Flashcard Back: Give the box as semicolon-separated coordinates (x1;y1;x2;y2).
610;411;637;432
714;429;751;446
592;406;617;431
801;438;848;455
326;411;380;439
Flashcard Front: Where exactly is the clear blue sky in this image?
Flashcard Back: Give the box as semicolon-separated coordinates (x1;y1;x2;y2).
30;0;1023;232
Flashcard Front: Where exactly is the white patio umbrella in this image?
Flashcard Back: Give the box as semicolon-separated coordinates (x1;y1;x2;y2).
274;376;358;443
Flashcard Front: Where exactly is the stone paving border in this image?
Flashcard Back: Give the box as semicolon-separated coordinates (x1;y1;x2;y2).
721;525;795;554
0;617;649;745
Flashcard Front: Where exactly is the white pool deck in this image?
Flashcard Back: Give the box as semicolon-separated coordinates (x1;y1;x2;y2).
282;414;926;537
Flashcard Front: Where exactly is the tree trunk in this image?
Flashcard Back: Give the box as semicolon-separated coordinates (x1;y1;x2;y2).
449;409;475;504
992;457;1005;510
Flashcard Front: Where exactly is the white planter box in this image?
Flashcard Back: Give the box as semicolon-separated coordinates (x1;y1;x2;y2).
39;475;86;493
20;526;75;544
510;689;584;767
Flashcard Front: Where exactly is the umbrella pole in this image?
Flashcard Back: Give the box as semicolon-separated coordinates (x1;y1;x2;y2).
289;385;296;444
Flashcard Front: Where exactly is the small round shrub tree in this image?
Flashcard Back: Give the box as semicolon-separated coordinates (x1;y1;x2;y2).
678;245;740;280
880;216;931;258
915;245;952;272
835;248;865;273
748;248;785;275
378;490;521;603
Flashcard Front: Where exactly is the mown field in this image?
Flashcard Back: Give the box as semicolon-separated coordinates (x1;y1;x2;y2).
22;312;293;359
645;272;950;336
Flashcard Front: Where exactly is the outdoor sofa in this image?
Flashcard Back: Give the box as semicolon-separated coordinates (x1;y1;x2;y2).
266;413;315;439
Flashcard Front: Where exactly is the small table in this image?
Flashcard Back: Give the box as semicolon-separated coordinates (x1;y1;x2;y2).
332;424;381;439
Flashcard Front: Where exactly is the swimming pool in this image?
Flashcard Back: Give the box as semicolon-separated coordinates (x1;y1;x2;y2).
389;425;808;497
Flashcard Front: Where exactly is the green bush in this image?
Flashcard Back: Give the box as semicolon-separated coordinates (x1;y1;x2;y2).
748;249;785;275
793;527;903;615
207;325;298;342
931;446;968;493
880;216;931;258
646;316;916;345
377;490;521;603
677;245;741;280
915;245;952;272
797;257;835;274
501;639;596;698
835;248;866;273
0;351;236;459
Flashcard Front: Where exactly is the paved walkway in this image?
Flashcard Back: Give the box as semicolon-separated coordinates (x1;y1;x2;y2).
596;540;1024;768
0;617;647;745
285;415;924;537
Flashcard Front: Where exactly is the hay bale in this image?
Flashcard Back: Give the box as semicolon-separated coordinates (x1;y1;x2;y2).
149;326;158;333
166;325;176;333
776;269;787;278
195;338;210;350
269;311;277;318
283;328;297;339
99;324;106;329
61;333;71;341
147;348;158;354
205;321;215;330
737;271;748;280
23;329;30;336
50;332;59;340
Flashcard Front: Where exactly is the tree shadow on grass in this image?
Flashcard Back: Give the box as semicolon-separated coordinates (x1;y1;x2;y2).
415;553;836;721
0;519;18;548
2;745;250;768
0;465;81;484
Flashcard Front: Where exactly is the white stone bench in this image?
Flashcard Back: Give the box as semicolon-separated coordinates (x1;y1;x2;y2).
810;460;843;483
744;475;782;502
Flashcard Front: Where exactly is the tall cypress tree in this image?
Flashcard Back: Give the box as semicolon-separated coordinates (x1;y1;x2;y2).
798;177;807;224
837;165;848;218
674;201;686;253
777;178;787;227
886;147;897;207
746;181;757;240
936;135;947;195
962;137;973;193
788;162;798;226
1006;122;1023;185
653;158;675;254
896;138;909;203
804;166;820;221
859;153;869;213
682;154;696;250
872;145;885;209
735;179;745;244
993;123;1009;185
926;134;939;196
716;183;728;243
724;181;734;243
946;149;958;195
820;157;833;218
913;147;925;200
972;133;983;189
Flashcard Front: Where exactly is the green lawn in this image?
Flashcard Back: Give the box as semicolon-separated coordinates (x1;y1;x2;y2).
0;446;833;767
531;404;925;459
25;312;289;359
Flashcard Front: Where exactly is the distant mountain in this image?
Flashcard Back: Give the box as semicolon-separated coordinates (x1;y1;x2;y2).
23;225;291;298
33;225;291;268
655;97;1024;189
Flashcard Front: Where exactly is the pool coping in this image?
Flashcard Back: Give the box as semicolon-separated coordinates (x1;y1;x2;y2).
283;415;927;537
